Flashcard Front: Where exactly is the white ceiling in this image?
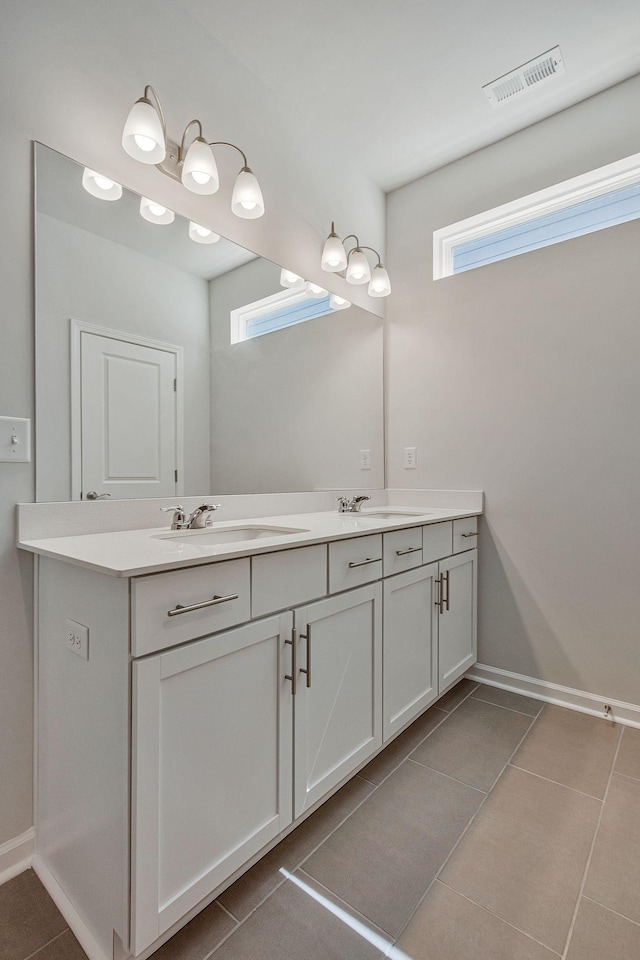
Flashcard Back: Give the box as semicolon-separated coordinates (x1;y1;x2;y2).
179;0;640;192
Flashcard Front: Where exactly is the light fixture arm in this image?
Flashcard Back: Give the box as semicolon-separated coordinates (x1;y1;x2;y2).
142;85;166;138
178;119;204;160
358;245;383;267
208;140;249;168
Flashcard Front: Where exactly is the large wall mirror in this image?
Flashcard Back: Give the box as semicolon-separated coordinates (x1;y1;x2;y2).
34;143;384;501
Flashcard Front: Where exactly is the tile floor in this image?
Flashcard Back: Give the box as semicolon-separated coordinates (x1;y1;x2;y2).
4;679;640;960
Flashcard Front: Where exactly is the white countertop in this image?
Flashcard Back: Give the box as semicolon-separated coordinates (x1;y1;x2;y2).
18;506;481;577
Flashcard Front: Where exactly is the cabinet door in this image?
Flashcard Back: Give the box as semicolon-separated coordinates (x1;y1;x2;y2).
383;563;439;742
293;584;382;818
438;549;477;691
131;613;293;954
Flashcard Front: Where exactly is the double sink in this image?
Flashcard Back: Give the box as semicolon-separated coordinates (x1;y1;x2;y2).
154;508;432;548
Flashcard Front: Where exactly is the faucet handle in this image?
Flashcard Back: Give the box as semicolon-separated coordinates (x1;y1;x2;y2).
336;496;350;513
160;504;185;513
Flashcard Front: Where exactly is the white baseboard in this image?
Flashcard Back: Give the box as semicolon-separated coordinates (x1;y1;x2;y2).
0;828;33;885
32;855;111;960
466;663;640;728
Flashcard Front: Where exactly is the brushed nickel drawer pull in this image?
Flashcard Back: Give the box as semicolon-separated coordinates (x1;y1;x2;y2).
461;532;478;538
167;593;239;617
299;625;312;688
285;627;297;696
348;557;382;568
444;570;450;611
396;546;422;556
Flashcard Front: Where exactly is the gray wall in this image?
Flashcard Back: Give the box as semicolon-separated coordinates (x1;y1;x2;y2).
386;74;640;705
209;259;384;493
36;214;211;501
0;1;384;847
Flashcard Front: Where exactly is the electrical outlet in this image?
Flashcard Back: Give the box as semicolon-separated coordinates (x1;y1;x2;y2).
65;619;89;660
404;446;417;469
359;449;371;470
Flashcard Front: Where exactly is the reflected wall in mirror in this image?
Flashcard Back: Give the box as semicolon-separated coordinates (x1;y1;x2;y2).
34;143;384;501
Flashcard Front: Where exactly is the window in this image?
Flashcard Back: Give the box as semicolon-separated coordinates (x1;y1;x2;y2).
230;287;335;343
433;151;640;279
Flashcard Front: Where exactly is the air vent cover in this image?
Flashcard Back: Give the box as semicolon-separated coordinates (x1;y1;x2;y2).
483;46;565;108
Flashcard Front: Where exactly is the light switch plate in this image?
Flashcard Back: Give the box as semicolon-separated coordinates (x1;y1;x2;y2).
0;416;31;462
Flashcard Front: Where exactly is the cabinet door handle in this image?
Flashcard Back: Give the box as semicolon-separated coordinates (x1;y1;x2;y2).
285;626;297;696
348;557;382;568
167;593;239;617
443;570;450;611
299;625;312;688
395;546;422;556
461;532;477;538
434;575;444;612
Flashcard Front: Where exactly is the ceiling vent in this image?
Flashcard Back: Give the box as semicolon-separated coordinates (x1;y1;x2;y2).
482;46;565;108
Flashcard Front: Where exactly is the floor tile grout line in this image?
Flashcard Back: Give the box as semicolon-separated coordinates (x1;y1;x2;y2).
507;763;606;802
358;706;456;788
560;722;624;959
469;693;544;719
214;898;240;925
392;707;541;945
405;756;488;795
581;894;640;928
21;928;69;960
435;879;563;957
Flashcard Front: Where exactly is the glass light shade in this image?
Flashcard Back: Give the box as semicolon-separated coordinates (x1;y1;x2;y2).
189;222;221;244
181;139;219;195
321;234;347;272
305;281;328;298
280;269;303;288
231;167;265;219
140;197;175;225
345;249;371;284
368;265;391;297
329;294;351;310
82;168;122;201
122;98;166;164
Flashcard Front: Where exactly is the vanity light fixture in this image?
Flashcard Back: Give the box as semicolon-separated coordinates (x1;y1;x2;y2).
82;168;123;201
321;224;392;297
122;85;265;219
329;294;351;310
280;268;304;288
188;222;221;244
140;196;175;224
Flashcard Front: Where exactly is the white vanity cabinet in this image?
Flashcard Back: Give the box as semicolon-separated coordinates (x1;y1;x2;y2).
292;585;382;817
130;613;293;954
31;512;478;960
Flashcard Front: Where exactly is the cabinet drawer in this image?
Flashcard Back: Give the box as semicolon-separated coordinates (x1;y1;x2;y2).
422;521;453;564
131;558;250;656
453;516;478;553
329;535;383;593
252;544;327;618
383;527;423;576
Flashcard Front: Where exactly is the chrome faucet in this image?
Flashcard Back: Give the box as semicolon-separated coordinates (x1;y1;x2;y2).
336;495;372;513
160;503;221;530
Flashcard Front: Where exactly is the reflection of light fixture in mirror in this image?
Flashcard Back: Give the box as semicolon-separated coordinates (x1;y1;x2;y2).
122;85;264;218
330;294;351;310
189;222;220;244
280;268;303;288
81;168;123;201
122;86;166;164
140;197;175;224
321;224;391;297
305;281;328;298
321;223;348;272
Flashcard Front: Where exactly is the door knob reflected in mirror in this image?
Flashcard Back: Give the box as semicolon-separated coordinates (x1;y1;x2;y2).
85;491;111;500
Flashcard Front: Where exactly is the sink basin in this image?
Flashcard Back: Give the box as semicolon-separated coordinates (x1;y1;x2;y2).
156;524;309;546
357;510;433;521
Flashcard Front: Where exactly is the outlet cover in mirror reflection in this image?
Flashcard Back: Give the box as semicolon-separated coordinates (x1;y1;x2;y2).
34;143;384;502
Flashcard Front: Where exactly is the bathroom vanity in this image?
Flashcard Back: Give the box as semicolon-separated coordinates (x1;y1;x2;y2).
20;502;478;960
